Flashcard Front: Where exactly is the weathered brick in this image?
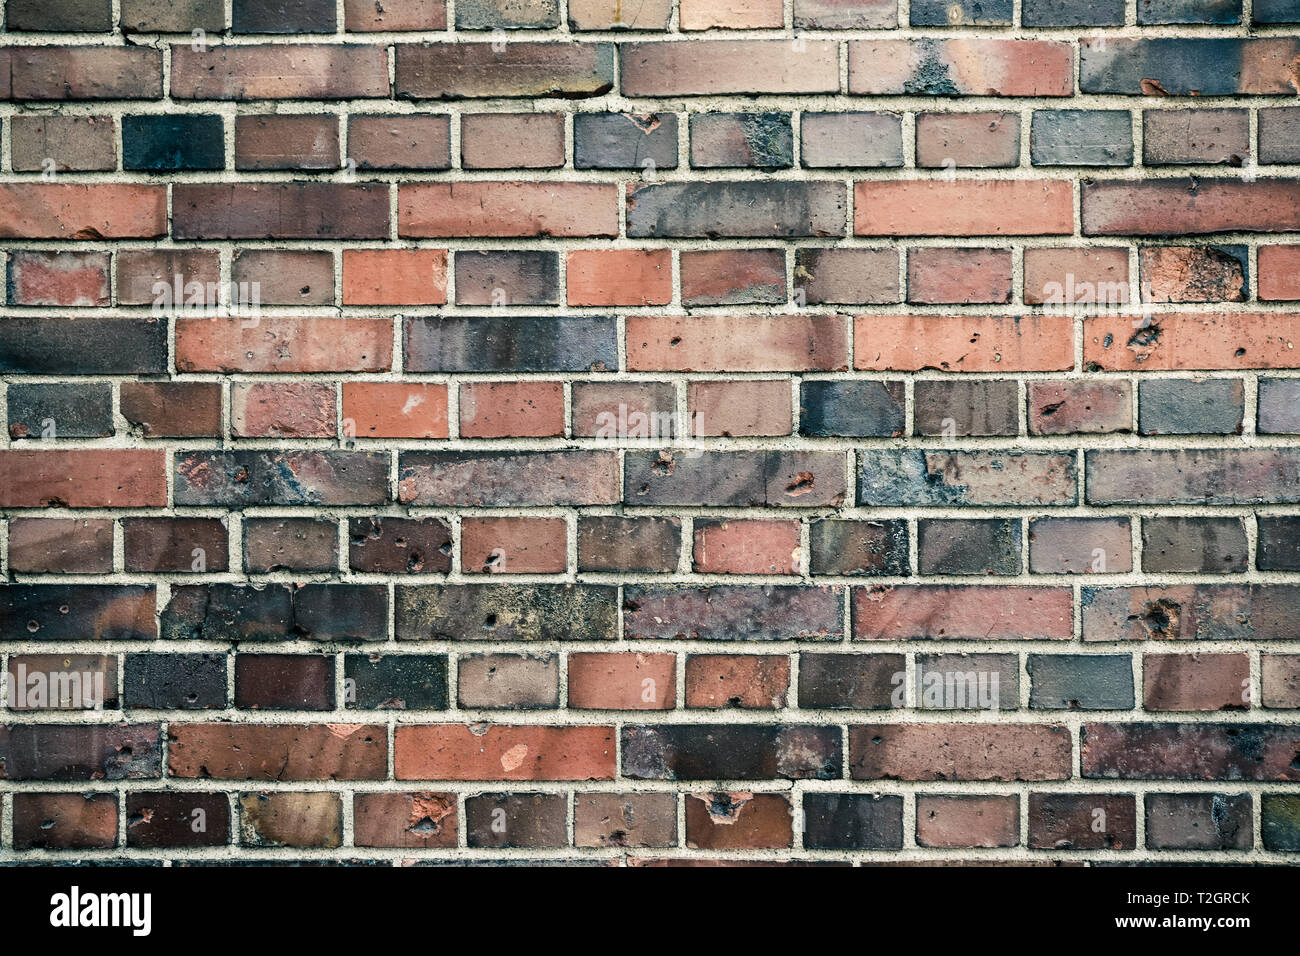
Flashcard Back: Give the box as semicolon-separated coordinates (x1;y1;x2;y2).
0;450;166;508
686;793;792;850
349;517;452;575
1140;246;1247;304
8;382;114;438
803;794;903;850
622;40;838;95
626;450;846;507
628;182;846;238
918;518;1021;576
124;653;227;710
1139;378;1244;435
13;793;117;850
7;518;114;574
573;113;678;170
1081;38;1300;95
126;792;231;848
10;46;162;100
235;114;339;171
1145;793;1252;850
354;792;456;848
1143;109;1249;165
162;584;388;642
462;113;564;169
856;314;1075;372
800;381;905;437
848;40;1073;96
1263;795;1300;850
395;725;615;780
344;654;449;710
575;793;676;848
462;516;566;574
809;520;908;576
577;516;680;573
458;654;559;709
399;450;617;506
402;182;617;238
240;792;341;848
243;518;339;574
916;795;1019;848
10;115;116;172
1082;179;1300;236
915;112;1020;168
914;379;1018;437
856;180;1073;236
624;585;844;642
1028;794;1136;849
1259;108;1300;164
174;184;389;240
231;249;333;305
1030;110;1132;166
231;382;337;438
1029;517;1132;575
1142;517;1248;573
175;451;389;506
396;43;614;99
1259;517;1300;571
169;724;386;780
568;652;676;710
1258;246;1300;301
1082;723;1300;780
1;724;162;780
794;248;900;304
690;380;792;436
801;112;903;168
686;655;789;709
680;249;785;306
171;44;389;99
690;113;792;169
7;251;109;307
630;315;846;372
798;653;903;709
466;793;566;848
345;0;447;29
693;519;800;575
850;725;1072;781
1081;584;1300;642
908;247;1013;304
1087;449;1300;505
853;585;1074;641
121;0;225;31
859;451;1076;506
349;114;451;170
1143;653;1250;712
396;584;618;642
1028;381;1133;436
623;725;842;780
1027;654;1135;710
1022;0;1123;23
0;184;165;239
124;517;230;573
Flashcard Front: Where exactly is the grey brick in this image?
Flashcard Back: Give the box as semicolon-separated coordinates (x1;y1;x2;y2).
573;113;678;170
1028;655;1135;710
7;383;113;439
1139;378;1244;435
1142;517;1248;573
1031;111;1133;166
799;381;905;437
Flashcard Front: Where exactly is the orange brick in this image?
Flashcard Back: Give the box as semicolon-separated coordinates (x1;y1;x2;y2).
566;249;672;306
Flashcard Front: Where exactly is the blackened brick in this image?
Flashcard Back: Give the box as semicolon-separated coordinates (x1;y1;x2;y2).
344;654;449;710
349;517;452;575
127;792;231;848
405;315;616;372
1259;517;1300;571
1027;654;1135;710
1138;379;1244;435
1142;517;1248;573
574;113;678;170
622;724;842;780
799;381;905;437
798;653;903;709
1145;793;1252;849
914;379;1018;437
233;0;337;32
123;114;225;171
690;113;793;169
124;653;227;709
809;519;908;576
803;794;903;849
7;382;113;439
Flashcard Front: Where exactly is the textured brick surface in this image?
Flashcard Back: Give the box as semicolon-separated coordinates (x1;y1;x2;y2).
0;1;1296;869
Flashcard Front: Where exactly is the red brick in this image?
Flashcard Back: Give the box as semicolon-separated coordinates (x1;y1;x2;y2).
849;39;1072;97
1258;245;1300;301
348;114;451;170
1143;653;1250;712
850;724;1073;781
1085;313;1300;371
916;795;1020;848
11;46;162;99
0;184;165;239
120;382;223;438
353;792;457;848
689;380;793;436
686;793;793;849
685;655;790;709
169;724;387;780
1023;246;1130;307
854;314;1075;372
856;181;1073;236
394;725;616;780
915;112;1021;168
7;251;109;306
1082;179;1300;236
343;383;449;440
7;518;114;574
459;381;565;438
171;44;390;99
232;382;337;438
1028;381;1132;435
693;519;801;575
173;183;389;240
0;450;165;508
234;114;340;171
907;247;1012;304
176;317;392;373
345;0;447;30
567;249;672;306
568;652;677;710
462;113;565;170
681;249;786;306
461;517;567;574
400;183;618;238
853;585;1074;641
621;40;838;95
628;315;847;372
13;793;117;850
342;249;448;306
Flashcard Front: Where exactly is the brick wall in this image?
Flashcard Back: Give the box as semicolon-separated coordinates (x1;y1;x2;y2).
0;0;1298;863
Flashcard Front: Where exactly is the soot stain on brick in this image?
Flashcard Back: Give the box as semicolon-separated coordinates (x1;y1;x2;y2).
904;40;960;95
